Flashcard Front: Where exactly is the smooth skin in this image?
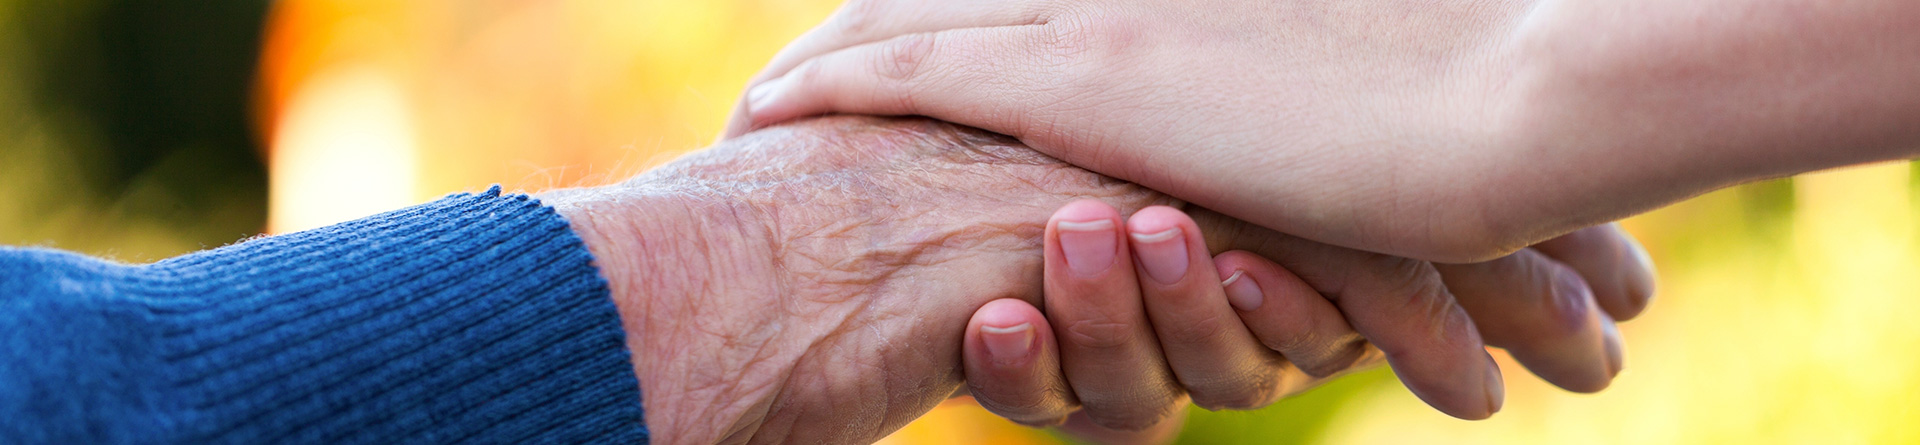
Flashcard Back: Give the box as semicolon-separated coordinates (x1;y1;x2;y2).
723;0;1920;263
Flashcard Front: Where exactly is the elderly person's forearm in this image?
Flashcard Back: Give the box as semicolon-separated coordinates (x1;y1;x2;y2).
0;188;646;442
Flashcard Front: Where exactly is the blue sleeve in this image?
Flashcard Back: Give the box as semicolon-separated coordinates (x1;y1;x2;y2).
0;186;648;444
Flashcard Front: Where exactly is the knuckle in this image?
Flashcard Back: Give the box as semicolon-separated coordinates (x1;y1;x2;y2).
1187;374;1281;411
1364;255;1476;341
1026;16;1107;101
1039;9;1132;61
1294;335;1371;378
1369;255;1451;310
1258;326;1318;358
968;379;1039;408
969;384;1062;422
786;57;824;87
874;34;937;112
1078;16;1160;97
876;33;936;82
1157;311;1231;345
1082;397;1180;432
1064;319;1136;350
1480;257;1597;349
1535;265;1597;338
1038;15;1098;59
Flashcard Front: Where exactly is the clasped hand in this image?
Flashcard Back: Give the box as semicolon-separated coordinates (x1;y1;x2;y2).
547;116;1653;443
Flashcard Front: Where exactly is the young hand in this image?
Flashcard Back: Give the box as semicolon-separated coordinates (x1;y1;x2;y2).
723;0;1538;262
723;0;1920;263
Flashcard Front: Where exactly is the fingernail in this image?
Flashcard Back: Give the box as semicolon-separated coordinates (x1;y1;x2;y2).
1221;270;1263;311
1058;220;1117;277
1483;353;1506;416
747;76;788;112
1131;227;1187;285
981;323;1035;364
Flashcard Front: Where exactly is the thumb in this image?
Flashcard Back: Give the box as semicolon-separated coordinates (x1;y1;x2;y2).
963;298;1078;426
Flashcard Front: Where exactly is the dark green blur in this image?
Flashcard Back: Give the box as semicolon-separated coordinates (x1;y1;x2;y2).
0;0;269;260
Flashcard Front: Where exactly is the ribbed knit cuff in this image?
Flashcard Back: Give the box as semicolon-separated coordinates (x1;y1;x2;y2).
133;186;647;443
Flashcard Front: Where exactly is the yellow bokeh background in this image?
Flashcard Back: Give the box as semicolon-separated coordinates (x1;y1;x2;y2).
5;1;1917;443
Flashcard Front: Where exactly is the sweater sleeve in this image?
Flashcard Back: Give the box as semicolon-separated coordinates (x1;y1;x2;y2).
0;186;648;444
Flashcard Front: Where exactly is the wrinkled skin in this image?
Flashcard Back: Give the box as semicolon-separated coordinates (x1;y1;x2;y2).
545;115;1656;443
546;116;1181;444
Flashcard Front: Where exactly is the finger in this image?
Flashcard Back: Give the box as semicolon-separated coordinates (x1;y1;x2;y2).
1531;223;1657;321
1045;200;1187;431
1210;251;1371;379
1124;207;1284;411
1055;406;1188;445
963;298;1077;426
739;26;1056;138
1434;249;1621;393
722;0;1052;138
1189;209;1504;420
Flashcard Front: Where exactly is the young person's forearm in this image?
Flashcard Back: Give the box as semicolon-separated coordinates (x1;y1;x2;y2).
1486;0;1920;237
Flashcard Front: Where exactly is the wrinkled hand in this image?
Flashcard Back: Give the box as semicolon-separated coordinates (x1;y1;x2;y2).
546;116;1172;443
956;205;1656;438
546;116;1652;443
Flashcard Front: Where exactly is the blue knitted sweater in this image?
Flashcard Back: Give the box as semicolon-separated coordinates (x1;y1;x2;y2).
0;187;648;443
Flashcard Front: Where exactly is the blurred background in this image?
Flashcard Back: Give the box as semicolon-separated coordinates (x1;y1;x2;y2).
0;1;1914;443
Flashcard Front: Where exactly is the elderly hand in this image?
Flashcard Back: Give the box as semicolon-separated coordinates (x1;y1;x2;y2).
545;116;1175;443
544;116;1652;443
956;202;1655;439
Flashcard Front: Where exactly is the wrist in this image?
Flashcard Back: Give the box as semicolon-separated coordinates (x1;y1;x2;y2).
541;183;782;444
1477;0;1920;251
1366;4;1565;262
1453;1;1753;257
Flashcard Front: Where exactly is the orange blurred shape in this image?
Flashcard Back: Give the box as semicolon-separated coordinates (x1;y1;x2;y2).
255;1;435;232
254;0;828;232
